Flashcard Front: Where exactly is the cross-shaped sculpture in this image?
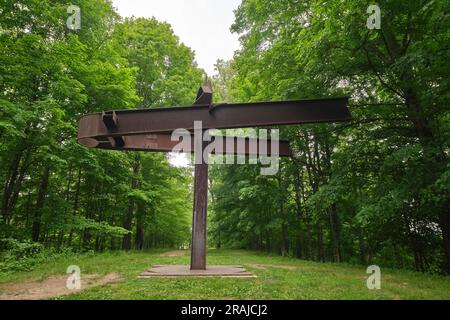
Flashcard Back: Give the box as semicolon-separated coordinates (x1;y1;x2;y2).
78;81;351;275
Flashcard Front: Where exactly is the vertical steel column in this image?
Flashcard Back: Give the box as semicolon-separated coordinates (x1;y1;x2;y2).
190;138;208;269
190;81;212;270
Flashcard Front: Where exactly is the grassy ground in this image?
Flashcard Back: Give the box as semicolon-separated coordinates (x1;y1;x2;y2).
0;249;449;300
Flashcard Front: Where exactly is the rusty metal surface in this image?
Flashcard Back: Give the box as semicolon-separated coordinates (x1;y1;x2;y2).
80;133;292;156
194;79;213;107
190;83;213;270
190;137;208;270
77;97;351;144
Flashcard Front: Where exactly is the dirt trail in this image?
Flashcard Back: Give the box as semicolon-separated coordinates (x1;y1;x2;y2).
160;250;187;257
0;272;120;300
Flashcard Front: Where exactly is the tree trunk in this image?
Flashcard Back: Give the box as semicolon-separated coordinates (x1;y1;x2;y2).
316;223;324;262
329;204;342;262
67;167;81;248
293;160;304;258
95;235;101;251
135;201;145;250
57;231;64;248
82;228;91;251
280;222;288;256
122;154;140;250
2;146;32;224
2;149;23;222
32;165;50;242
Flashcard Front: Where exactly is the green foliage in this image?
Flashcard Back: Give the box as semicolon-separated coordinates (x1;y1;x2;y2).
0;238;74;274
209;0;450;273
0;238;44;259
112;17;204;107
0;0;201;253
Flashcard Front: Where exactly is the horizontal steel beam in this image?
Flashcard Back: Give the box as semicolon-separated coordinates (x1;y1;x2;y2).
79;133;292;156
77;97;351;142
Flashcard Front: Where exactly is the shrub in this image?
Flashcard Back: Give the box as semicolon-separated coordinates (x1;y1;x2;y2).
0;238;74;274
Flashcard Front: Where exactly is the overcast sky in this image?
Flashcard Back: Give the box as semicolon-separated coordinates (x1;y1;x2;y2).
112;0;242;76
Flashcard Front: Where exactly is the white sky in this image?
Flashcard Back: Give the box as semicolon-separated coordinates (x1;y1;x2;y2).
111;0;242;76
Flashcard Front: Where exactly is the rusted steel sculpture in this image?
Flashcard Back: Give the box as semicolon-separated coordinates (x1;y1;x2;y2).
77;81;351;270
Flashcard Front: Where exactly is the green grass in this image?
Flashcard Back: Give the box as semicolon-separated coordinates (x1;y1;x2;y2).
1;249;449;299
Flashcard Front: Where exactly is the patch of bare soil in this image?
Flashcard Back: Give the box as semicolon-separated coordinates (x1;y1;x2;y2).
0;272;120;300
247;264;297;271
160;250;187;257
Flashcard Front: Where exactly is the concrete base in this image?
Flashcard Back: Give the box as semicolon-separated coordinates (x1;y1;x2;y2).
139;265;255;278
